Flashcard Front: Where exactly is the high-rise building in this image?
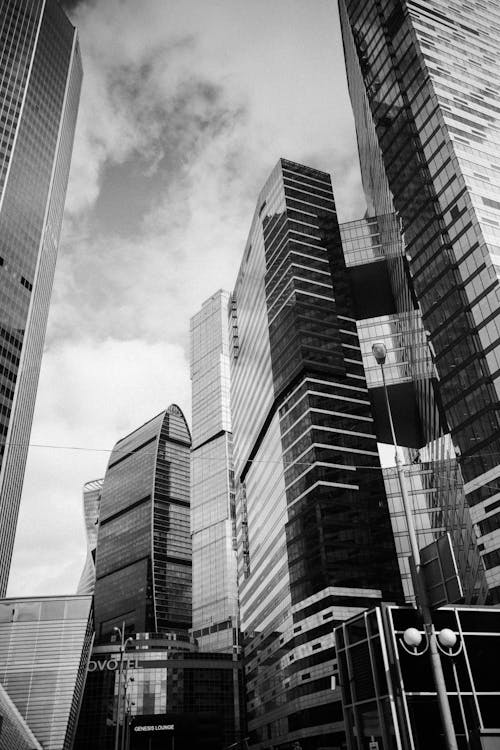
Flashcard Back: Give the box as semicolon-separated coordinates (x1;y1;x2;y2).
0;595;93;750
339;0;500;600
76;478;103;596
339;211;488;603
93;406;192;638
75;632;244;750
230;158;403;749
0;0;82;595
76;407;244;750
190;291;239;653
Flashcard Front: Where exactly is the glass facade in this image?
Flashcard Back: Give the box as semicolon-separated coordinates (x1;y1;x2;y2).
338;210;487;601
94;406;192;638
190;291;239;653
336;604;500;750
339;0;500;601
0;595;92;750
75;633;244;750
76;478;103;595
383;460;488;604
0;681;43;750
0;0;82;595
230;159;403;749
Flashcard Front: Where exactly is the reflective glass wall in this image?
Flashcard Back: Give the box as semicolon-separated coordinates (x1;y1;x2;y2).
190;291;239;653
339;0;500;601
94;406;192;637
0;680;43;750
0;0;82;595
0;595;92;750
230;159;403;749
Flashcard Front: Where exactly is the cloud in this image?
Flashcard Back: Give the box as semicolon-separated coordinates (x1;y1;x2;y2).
14;0;366;595
8;337;190;596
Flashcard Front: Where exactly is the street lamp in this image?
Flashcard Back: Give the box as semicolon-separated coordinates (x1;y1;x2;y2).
121;691;135;750
372;342;458;750
113;623;133;750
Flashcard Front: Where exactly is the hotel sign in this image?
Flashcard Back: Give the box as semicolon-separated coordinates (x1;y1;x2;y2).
88;658;137;672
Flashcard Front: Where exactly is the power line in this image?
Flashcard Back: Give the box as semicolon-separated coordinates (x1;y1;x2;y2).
2;439;499;482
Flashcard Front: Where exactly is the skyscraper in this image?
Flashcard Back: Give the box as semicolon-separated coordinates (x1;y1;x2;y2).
339;0;500;601
93;406;192;638
190;290;239;653
339;212;488;603
230;158;403;748
0;0;82;595
76;406;244;750
76;478;103;596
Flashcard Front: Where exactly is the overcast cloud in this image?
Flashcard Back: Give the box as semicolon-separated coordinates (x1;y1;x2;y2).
8;0;365;596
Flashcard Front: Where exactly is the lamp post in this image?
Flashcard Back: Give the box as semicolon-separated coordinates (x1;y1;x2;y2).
372;343;458;750
121;677;134;750
113;623;133;750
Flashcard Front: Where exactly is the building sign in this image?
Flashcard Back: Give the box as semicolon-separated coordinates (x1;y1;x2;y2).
133;724;174;733
88;658;137;672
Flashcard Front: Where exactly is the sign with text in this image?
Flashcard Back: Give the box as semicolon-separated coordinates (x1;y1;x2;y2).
130;713;223;750
88;658;137;672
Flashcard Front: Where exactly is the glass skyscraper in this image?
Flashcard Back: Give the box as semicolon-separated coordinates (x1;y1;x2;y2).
0;0;82;595
339;0;500;601
339;211;488;603
93;406;192;638
190;291;239;653
76;407;244;749
76;478;103;596
230;158;403;748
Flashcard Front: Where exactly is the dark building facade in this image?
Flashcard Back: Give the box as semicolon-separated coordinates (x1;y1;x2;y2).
340;211;488;605
93;406;192;638
75;634;244;750
230;158;403;749
339;0;500;600
335;603;500;749
0;0;82;595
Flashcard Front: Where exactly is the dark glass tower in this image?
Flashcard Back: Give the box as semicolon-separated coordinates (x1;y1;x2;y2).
231;159;403;748
93;406;192;638
0;0;82;595
339;0;500;601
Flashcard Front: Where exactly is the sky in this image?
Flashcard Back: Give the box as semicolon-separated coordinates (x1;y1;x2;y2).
7;0;366;596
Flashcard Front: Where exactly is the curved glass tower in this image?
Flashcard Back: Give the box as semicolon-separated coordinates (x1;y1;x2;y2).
0;0;82;595
76;478;103;596
93;405;192;638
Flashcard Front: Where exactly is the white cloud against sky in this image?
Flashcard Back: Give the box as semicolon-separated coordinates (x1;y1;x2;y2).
8;0;365;596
